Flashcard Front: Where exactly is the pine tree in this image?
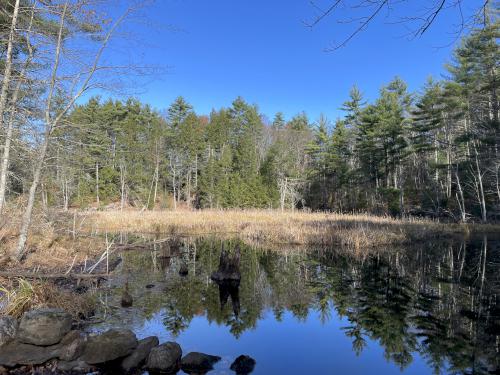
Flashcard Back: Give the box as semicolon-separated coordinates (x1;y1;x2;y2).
272;112;286;130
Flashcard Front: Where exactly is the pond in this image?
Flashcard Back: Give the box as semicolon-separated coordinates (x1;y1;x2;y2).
88;235;500;375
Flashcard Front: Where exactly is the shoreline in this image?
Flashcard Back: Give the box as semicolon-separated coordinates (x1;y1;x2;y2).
1;208;498;322
84;209;499;248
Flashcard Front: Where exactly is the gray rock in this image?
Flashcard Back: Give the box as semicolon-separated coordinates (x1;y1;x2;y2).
230;355;256;374
121;336;159;373
57;359;96;372
0;316;18;347
181;352;221;374
0;340;59;367
146;342;182;373
17;308;72;346
81;329;138;364
57;330;87;362
0;329;87;367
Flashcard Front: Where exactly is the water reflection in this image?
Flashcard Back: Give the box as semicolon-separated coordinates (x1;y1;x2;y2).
93;235;500;374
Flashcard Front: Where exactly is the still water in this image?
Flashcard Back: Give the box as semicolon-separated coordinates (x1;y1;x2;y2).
89;235;500;374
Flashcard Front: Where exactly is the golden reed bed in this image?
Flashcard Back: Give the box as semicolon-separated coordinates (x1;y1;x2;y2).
84;209;483;252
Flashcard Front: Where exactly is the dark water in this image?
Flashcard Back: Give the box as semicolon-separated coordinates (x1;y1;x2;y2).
89;235;500;375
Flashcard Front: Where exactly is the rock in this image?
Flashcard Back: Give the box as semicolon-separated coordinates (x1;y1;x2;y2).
0;316;18;347
181;352;221;374
146;342;182;373
0;329;86;367
121;336;159;373
57;359;96;372
0;340;59;367
17;308;72;346
230;355;256;374
80;329;138;364
57;330;87;362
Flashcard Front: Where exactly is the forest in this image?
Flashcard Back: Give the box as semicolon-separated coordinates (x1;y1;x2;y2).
4;21;498;220
0;2;499;374
0;1;499;261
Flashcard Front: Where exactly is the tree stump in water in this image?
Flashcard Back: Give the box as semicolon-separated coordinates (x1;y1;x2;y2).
210;245;241;283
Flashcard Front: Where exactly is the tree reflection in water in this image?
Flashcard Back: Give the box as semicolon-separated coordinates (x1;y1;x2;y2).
97;235;500;374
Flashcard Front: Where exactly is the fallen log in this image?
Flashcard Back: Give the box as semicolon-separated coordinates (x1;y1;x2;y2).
0;271;108;279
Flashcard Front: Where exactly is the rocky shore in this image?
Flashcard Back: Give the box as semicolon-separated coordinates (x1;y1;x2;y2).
0;309;256;374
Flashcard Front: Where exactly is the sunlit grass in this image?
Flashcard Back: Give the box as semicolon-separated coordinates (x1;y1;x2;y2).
85;209;487;251
0;277;94;319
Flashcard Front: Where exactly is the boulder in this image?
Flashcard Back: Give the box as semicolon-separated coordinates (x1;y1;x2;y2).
0;316;18;347
230;355;256;374
0;340;59;367
17;308;72;346
146;342;182;373
57;330;87;362
0;329;86;367
121;336;159;373
80;329;138;364
57;359;96;372
181;352;221;374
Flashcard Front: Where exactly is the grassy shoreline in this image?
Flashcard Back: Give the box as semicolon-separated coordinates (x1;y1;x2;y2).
2;209;498;269
84;209;498;251
1;208;498;319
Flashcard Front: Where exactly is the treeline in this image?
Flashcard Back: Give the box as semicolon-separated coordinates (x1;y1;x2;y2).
1;5;499;224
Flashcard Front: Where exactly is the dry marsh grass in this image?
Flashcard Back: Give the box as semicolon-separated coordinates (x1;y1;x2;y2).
1;204;105;267
0;277;95;320
85;209;487;251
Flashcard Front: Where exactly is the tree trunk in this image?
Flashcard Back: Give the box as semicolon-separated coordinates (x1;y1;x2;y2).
0;0;21;214
186;167;191;208
16;136;50;259
0;91;19;214
473;149;487;223
496;163;500;205
153;158;159;209
95;162;99;207
153;140;160;208
0;0;20;129
455;168;467;223
120;162;126;210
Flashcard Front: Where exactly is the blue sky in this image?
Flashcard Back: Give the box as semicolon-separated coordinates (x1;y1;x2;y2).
103;0;482;123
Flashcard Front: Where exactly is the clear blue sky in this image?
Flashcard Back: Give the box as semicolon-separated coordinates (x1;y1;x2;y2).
105;0;482;123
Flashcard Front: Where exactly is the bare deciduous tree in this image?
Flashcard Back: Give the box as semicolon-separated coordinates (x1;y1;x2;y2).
15;0;142;259
305;0;492;51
